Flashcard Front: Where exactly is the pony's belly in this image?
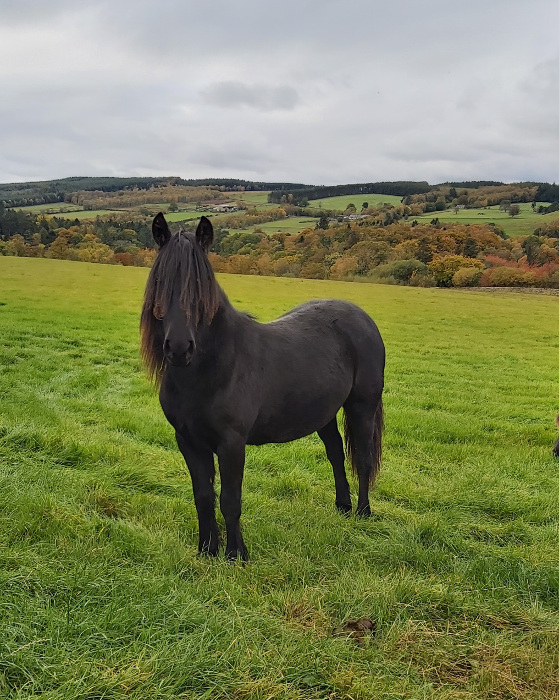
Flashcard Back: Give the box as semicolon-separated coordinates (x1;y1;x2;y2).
247;400;341;445
247;424;316;445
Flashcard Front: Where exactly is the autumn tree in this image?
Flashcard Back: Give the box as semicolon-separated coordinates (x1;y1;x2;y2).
428;254;484;287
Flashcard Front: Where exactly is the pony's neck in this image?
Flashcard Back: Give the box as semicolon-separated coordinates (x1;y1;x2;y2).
205;283;250;336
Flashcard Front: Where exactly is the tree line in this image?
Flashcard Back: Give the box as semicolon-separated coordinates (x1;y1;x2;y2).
268;181;432;206
206;218;559;288
0;177;309;209
2;187;559;289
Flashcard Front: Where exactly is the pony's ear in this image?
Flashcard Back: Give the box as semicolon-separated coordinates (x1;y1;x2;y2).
195;216;214;252
152;212;171;248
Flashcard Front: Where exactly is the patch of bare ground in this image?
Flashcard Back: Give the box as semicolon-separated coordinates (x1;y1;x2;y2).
392;620;559;699
454;287;559;296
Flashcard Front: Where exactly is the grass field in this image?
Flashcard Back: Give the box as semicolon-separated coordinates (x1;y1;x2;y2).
413;203;559;238
309;193;403;210
227;217;320;236
1;257;558;699
231;191;273;208
10;203;84;215
12;206;134;220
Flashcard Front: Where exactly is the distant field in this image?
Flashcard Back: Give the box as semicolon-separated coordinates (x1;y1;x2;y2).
12;204;132;219
310;193;403;210
11;203;84;215
10;193;559;239
414;202;559;238
14;204;210;222
0;256;558;699
231;190;272;208
227;216;319;236
160;209;203;223
60;209;121;219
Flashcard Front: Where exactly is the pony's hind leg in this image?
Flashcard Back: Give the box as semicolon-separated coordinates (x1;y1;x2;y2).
343;397;383;516
175;431;219;556
317;418;352;513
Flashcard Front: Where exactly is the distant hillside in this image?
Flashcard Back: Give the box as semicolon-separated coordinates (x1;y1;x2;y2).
268;181;432;205
2;175;556;211
0;177;310;208
0;177;170;206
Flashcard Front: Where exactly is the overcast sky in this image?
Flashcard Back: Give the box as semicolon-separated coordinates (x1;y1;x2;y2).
2;0;559;186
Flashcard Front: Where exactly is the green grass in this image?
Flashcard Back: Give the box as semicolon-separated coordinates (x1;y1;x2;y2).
45;207;204;222
13;204;215;222
414;203;559;238
14;207;135;220
310;193;403;210
231;191;273;208
1;257;558;699
227;217;319;236
59;209;126;220
11;203;84;215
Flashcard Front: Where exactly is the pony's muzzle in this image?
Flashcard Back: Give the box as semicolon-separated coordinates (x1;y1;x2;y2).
164;338;195;366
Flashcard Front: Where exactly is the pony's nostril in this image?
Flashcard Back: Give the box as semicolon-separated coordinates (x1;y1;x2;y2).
164;338;195;365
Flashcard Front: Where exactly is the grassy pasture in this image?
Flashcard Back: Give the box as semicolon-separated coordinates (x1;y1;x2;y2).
310;193;403;210
10;203;84;215
1;257;558;699
13;204;214;222
227;217;320;236
59;209;124;220
413;203;559;238
231;191;273;208
13;206;134;220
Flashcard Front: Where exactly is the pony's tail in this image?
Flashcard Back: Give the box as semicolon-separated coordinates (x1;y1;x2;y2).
343;399;384;487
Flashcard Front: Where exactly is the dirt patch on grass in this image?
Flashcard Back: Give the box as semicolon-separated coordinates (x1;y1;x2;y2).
455;287;559;296
393;621;559;699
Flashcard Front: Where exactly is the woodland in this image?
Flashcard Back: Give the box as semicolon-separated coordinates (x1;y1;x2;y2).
1;178;559;288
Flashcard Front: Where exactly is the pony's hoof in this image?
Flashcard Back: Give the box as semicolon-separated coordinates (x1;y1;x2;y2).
356;504;372;517
336;502;352;516
225;545;249;562
198;538;219;557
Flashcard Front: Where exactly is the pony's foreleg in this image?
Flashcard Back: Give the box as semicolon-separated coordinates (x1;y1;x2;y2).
216;437;248;561
175;431;219;556
317;418;352;513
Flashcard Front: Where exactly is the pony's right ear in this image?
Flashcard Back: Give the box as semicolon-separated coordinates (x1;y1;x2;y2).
152;213;171;248
195;216;214;252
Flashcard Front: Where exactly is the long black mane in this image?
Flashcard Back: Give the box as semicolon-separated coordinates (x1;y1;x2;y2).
140;230;219;384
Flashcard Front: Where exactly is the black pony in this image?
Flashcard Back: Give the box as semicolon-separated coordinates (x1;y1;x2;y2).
141;213;385;560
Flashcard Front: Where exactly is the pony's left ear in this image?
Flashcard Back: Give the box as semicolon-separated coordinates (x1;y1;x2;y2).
195;216;214;252
152;212;171;248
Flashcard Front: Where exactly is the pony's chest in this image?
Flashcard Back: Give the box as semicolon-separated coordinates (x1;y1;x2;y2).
159;375;230;448
160;377;205;427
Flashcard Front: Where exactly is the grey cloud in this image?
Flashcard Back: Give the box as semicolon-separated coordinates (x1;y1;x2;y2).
201;82;300;112
2;0;559;184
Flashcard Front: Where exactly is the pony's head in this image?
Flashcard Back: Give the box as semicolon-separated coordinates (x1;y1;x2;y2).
140;213;219;382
